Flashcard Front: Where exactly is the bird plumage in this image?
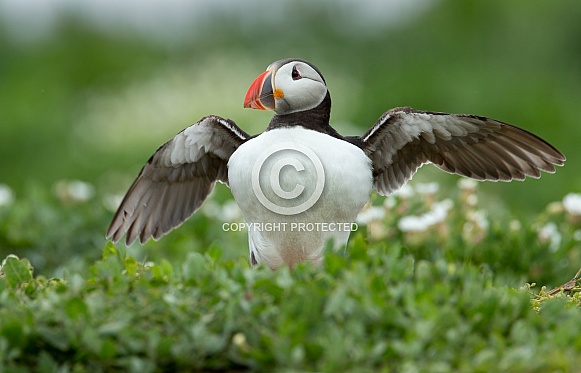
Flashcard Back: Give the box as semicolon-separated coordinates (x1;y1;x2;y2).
106;59;565;268
361;107;564;195
228;126;372;268
107;115;249;245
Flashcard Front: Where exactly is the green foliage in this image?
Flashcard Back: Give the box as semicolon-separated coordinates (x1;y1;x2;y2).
0;256;33;289
2;0;581;212
1;183;581;371
1;244;580;372
0;185;109;274
2;1;581;370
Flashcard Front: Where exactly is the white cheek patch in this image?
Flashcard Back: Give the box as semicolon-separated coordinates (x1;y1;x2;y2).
276;78;327;114
295;80;327;108
273;62;328;115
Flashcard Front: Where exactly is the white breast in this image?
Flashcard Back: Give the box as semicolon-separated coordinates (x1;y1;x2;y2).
228;127;373;268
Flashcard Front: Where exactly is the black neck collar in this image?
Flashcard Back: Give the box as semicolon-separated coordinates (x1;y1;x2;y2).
265;92;342;139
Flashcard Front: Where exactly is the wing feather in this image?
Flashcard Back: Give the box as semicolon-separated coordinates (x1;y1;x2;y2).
361;107;565;195
106;115;249;245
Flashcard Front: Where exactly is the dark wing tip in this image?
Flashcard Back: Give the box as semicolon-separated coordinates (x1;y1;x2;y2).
105;115;248;245
362;107;565;195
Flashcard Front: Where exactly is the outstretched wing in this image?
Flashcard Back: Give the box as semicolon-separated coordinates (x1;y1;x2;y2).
361;107;565;195
106;115;250;245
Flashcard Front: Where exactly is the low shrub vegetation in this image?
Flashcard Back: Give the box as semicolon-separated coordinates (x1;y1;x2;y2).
1;181;580;372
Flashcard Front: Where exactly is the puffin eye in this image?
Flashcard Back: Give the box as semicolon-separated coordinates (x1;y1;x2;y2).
291;66;302;80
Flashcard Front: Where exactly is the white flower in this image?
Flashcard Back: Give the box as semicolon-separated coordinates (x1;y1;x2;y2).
509;220;522;232
563;193;581;216
103;193;124;212
202;199;242;222
415;182;439;195
383;196;397;209
398;199;453;232
0;184;15;207
467;210;489;230
55;180;95;202
201;200;221;219
221;200;242;221
465;194;478;207
393;184;414;199
458;178;478;191
356;206;385;224
538;222;562;252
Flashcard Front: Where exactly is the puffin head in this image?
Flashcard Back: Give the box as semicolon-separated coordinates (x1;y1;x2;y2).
244;58;328;115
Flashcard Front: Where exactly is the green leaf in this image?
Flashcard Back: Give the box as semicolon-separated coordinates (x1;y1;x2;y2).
0;321;25;348
181;252;208;283
100;338;118;360
124;256;140;276
207;244;223;262
348;234;368;262
37;351;59;373
160;259;173;276
102;241;118;260
65;297;89;319
1;255;33;288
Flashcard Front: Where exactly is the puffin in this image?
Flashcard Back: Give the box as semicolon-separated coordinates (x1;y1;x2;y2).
106;58;565;269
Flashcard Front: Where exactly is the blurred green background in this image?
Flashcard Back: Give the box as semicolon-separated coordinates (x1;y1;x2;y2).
1;0;580;269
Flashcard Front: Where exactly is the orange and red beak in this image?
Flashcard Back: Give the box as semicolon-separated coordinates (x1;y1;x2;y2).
243;69;276;110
